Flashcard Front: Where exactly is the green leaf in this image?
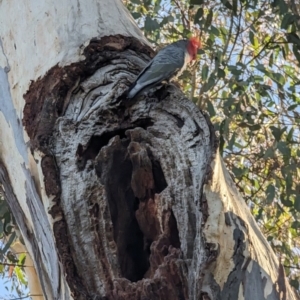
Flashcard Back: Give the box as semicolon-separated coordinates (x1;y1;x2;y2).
168;15;174;22
278;0;288;14
270;126;284;141
18;253;26;266
282;43;288;60
290;279;300;290
0;202;9;218
206;100;216;117
0;232;16;255
249;31;259;48
291;220;300;229
228;65;242;76
256;64;269;74
228;132;236;150
160;17;169;26
194;8;204;25
264;147;274;159
154;1;161;13
14;267;27;285
210;25;219;36
219;135;225;155
255;208;263;221
256;65;285;85
222;0;233;10
281;196;293;207
232;166;246;177
201;64;209;81
269;53;274;67
190;0;204;5
273;73;285;85
202;75;215;92
232;0;237;15
277;141;291;157
266;184;275;204
205;9;213;29
292;45;300;64
131;12;141;19
287;104;298;111
0;220;3;238
281;13;295;29
217;68;226;78
294;195;300;212
249;124;261;131
145;16;160;32
287;128;294;142
287;33;300;46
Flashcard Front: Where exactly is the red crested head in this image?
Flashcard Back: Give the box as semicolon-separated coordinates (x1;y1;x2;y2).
187;37;201;61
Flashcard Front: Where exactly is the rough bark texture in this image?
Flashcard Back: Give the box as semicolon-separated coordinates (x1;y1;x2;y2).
22;35;216;299
0;0;298;299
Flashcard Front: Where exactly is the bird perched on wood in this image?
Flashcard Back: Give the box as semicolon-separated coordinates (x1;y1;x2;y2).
127;37;201;99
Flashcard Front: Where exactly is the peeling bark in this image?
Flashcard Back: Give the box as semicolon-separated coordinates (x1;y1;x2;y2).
0;0;298;299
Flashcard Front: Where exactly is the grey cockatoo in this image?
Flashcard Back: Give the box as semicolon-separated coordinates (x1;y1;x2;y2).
127;37;201;99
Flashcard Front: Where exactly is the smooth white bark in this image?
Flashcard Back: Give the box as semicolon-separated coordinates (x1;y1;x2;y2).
204;153;297;299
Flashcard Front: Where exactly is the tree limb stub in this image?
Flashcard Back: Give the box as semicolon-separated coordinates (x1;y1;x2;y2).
19;34;297;299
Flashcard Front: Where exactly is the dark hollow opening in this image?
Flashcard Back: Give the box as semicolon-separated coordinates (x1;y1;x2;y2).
169;210;181;249
152;159;168;194
76;118;154;170
95;139;150;282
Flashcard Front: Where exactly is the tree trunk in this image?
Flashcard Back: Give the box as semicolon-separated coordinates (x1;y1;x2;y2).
0;0;297;299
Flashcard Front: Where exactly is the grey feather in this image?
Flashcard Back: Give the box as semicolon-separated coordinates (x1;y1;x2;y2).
127;40;189;98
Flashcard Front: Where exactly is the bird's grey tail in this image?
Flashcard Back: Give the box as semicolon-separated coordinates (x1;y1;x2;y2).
127;82;144;99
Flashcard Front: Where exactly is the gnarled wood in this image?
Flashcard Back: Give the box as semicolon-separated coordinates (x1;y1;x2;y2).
21;35;216;299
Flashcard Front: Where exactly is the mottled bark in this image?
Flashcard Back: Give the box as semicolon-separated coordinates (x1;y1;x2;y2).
21;35;216;299
0;0;298;299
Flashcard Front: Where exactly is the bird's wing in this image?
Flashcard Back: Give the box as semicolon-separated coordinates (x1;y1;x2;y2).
134;45;185;86
127;43;186;98
151;44;186;67
136;63;180;84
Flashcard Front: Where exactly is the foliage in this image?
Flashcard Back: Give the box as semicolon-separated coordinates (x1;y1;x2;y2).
0;194;28;298
125;0;300;292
